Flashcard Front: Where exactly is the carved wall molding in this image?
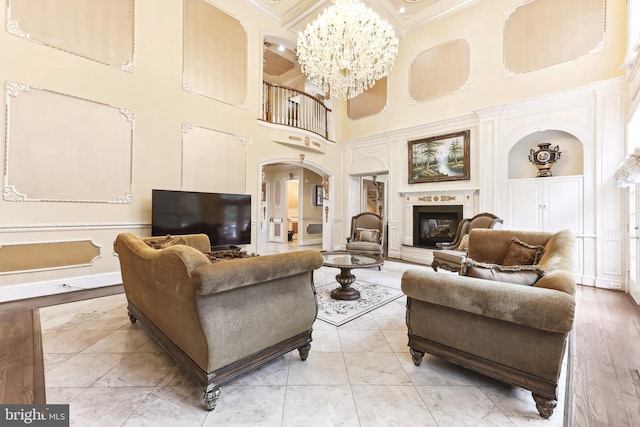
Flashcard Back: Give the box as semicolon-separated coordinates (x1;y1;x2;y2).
0;239;101;275
6;0;135;71
4;82;134;203
0;222;149;233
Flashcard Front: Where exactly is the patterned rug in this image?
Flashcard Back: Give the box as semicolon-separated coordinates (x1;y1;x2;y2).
315;281;403;326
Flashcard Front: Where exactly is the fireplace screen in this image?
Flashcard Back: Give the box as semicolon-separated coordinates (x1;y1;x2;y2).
413;206;463;247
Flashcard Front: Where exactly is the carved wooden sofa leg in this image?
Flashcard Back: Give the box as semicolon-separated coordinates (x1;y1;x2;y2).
410;348;425;366
532;393;557;419
298;343;311;361
204;387;220;411
430;260;439;271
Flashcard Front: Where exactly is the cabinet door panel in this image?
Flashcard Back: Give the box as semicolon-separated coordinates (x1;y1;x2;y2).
507;180;541;231
544;178;583;233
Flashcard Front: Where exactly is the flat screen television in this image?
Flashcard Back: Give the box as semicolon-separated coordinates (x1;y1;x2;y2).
152;189;251;249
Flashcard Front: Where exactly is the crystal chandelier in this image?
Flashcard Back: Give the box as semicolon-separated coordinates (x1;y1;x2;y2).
296;0;399;100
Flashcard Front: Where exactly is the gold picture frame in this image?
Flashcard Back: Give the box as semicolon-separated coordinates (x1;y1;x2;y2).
408;130;470;183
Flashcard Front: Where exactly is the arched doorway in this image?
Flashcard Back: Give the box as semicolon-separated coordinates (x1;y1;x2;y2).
258;159;332;254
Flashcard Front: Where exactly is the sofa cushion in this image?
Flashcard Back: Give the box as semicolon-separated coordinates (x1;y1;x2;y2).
145;235;187;249
462;258;545;286
502;237;545;266
354;228;380;242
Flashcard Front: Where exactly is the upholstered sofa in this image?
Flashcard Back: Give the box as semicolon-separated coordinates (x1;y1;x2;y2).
114;232;324;411
402;228;575;418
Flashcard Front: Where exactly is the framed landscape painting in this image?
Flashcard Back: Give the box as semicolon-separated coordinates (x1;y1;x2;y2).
408;130;470;183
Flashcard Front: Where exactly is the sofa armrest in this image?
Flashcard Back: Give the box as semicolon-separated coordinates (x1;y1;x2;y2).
401;269;575;333
195;250;324;295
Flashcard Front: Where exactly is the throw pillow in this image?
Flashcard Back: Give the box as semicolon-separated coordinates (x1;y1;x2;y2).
354;228;380;243
145;235;187;249
456;234;470;252
462;258;545;286
502;237;545;266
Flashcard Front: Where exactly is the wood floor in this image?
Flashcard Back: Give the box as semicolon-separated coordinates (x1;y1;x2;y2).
1;284;639;426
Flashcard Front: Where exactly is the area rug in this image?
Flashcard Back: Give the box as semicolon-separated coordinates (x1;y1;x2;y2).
315;280;403;326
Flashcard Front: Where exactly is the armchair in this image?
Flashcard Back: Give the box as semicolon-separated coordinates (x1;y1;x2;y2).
345;212;384;264
431;212;503;272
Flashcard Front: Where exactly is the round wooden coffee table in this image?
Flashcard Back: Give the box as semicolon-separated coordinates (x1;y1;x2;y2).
321;252;384;300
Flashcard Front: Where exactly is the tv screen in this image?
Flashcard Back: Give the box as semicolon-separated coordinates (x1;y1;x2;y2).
152;189;251;249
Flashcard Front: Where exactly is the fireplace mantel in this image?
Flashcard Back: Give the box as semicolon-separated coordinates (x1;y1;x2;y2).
402;188;478;248
402;188;477;213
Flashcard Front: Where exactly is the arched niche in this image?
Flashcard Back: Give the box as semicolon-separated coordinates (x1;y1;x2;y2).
508;130;584;179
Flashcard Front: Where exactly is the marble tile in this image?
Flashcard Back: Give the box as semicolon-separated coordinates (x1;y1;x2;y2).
123;386;208;427
344;352;412;385
43;353;75;372
156;363;199;387
67;386;153;427
417;385;515;427
42;328;113;354
337;314;380;330
281;385;359;427
481;381;565;426
397;351;479;387
370;297;406;316
202;385;286;426
227;354;290;386
46;353;125;387
372;313;406;330
45;387;86;404
286;352;349;386
351;385;438;426
81;329;163;354
338;329;394;353
381;329;411;353
93;352;176;387
309;328;342;352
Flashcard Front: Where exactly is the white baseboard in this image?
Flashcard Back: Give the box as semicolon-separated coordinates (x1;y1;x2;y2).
0;271;122;303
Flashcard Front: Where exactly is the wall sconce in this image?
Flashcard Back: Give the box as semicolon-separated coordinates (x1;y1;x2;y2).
322;175;329;200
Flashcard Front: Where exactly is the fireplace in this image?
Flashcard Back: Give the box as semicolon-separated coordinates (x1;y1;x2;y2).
413;205;464;248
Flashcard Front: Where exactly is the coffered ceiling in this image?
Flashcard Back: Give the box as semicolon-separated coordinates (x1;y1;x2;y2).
248;0;479;36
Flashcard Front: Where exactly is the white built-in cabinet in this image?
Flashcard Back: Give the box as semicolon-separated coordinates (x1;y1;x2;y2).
507;176;584;234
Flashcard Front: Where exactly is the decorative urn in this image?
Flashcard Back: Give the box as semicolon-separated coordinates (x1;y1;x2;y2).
528;143;561;177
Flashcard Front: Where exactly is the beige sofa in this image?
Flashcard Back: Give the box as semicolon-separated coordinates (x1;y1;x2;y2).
114;232;324;411
402;229;575;418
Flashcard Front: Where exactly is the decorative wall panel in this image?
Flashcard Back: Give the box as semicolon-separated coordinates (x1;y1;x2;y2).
409;39;470;104
183;0;248;107
347;77;387;120
7;0;135;71
504;0;605;75
0;240;100;274
4;82;134;203
181;123;247;194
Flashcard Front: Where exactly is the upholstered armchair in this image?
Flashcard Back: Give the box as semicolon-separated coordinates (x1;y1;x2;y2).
345;212;384;260
431;212;503;272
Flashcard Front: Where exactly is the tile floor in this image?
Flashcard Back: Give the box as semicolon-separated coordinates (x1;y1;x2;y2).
40;260;567;427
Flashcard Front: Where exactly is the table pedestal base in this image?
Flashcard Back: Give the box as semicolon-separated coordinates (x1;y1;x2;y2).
330;268;361;300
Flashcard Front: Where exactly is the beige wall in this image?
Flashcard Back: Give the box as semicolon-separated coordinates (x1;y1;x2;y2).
336;0;626;141
0;0;629;298
0;0;342;296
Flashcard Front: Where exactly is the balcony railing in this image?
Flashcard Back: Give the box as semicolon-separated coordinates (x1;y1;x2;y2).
261;81;331;140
